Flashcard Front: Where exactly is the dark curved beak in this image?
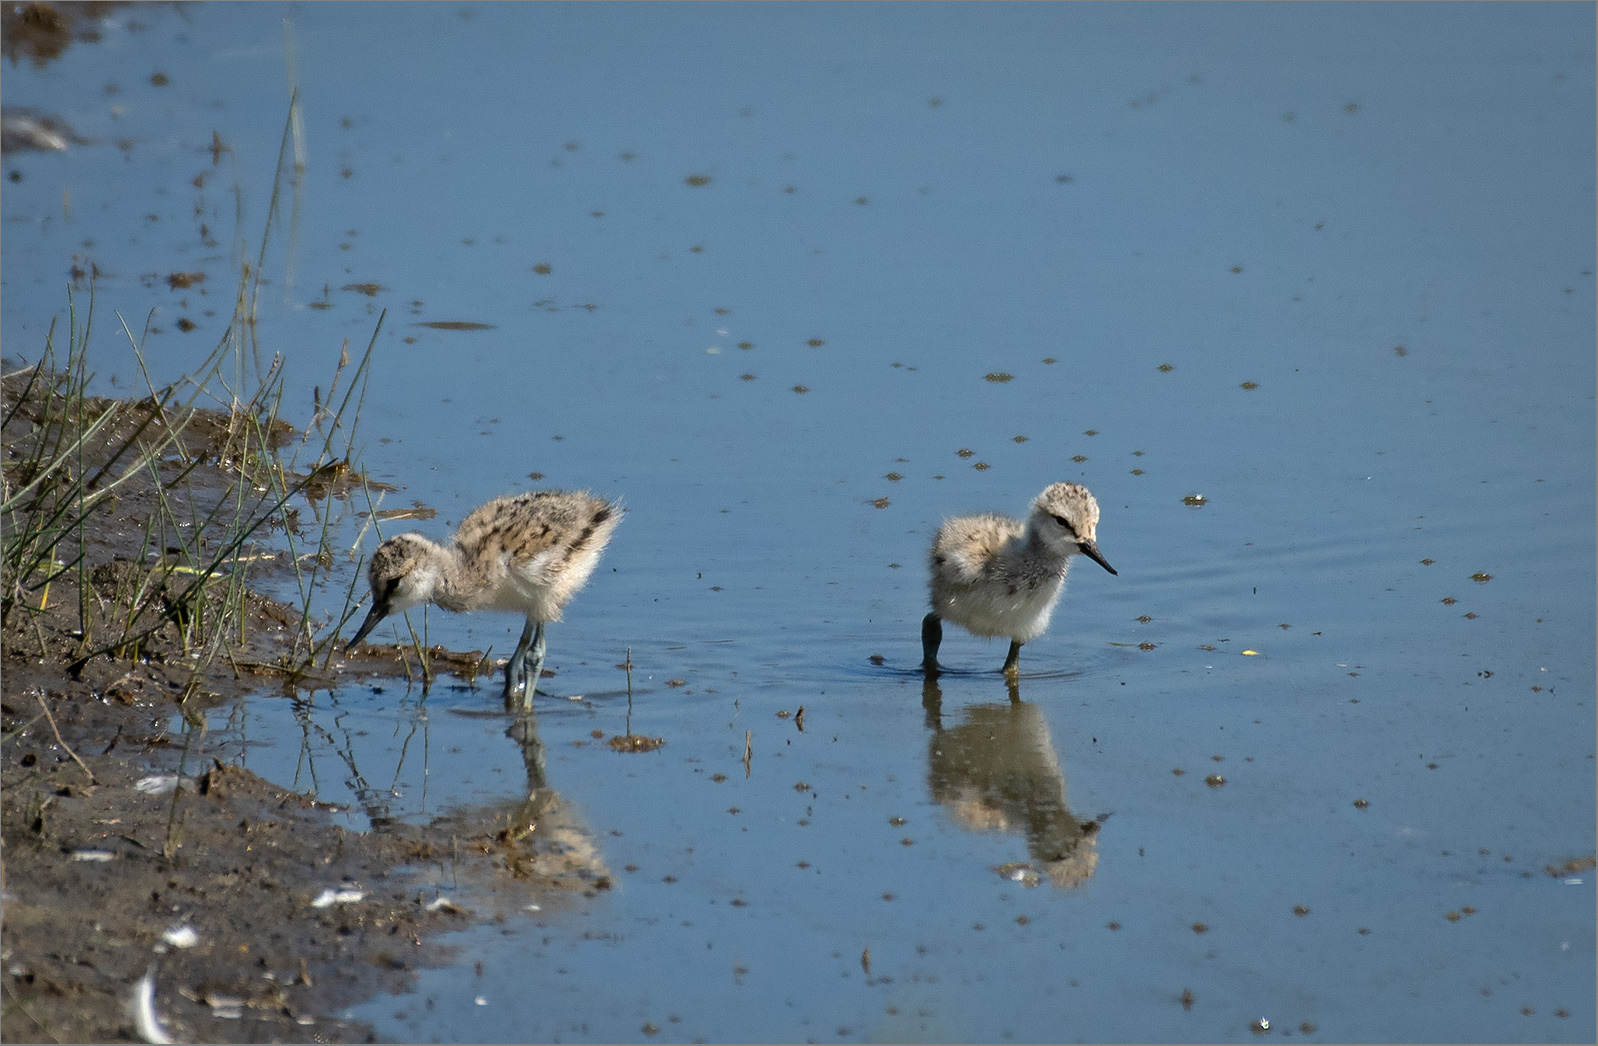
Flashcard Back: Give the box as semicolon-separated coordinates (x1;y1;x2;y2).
1079;541;1117;576
345;601;389;651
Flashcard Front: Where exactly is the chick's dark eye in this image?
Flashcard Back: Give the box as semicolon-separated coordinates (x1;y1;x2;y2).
1052;514;1070;528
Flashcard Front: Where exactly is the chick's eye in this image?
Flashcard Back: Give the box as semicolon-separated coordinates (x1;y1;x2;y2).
1052;514;1070;528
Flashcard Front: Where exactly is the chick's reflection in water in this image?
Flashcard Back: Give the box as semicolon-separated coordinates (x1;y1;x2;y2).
497;715;610;887
923;679;1100;887
415;713;611;900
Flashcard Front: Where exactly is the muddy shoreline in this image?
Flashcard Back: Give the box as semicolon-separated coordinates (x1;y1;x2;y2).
1;367;600;1043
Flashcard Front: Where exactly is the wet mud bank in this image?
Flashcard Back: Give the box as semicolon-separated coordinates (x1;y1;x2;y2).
1;367;596;1043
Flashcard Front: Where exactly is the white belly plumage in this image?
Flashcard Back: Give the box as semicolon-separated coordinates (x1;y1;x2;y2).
934;574;1066;642
493;546;605;622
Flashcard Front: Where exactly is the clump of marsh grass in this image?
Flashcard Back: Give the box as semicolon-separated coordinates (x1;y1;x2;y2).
0;283;379;692
2;288;198;646
0;286;377;861
2;91;389;858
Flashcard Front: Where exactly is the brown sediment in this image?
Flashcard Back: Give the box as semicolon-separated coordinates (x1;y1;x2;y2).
1;369;599;1043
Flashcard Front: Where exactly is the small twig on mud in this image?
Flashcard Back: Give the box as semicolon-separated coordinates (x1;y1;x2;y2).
35;690;98;785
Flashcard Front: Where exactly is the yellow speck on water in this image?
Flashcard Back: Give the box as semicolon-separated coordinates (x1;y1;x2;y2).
984;372;1013;383
1242;649;1259;656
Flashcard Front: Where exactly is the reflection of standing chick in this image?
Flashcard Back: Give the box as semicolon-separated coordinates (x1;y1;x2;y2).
348;490;621;709
926;699;1101;888
922;482;1116;677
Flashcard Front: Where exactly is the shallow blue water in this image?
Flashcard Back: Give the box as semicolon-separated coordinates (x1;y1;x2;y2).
3;3;1594;1042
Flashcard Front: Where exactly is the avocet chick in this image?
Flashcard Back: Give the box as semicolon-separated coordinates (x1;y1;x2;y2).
922;482;1116;678
347;490;621;709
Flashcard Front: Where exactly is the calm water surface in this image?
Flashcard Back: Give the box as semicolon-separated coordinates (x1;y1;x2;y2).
3;3;1593;1042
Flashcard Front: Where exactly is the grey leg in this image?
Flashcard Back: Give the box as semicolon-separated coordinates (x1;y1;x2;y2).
921;613;943;676
504;619;533;706
1002;639;1023;678
525;621;547;695
504;619;546;711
